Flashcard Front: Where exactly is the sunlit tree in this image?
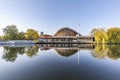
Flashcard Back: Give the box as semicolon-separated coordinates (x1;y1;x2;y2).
91;28;108;43
107;27;120;43
25;29;39;40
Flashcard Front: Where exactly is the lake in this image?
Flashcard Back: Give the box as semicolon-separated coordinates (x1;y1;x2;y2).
0;44;120;80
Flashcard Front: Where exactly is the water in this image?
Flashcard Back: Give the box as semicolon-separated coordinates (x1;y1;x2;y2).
0;44;120;80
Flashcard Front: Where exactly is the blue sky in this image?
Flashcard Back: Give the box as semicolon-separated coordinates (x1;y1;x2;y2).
0;0;120;35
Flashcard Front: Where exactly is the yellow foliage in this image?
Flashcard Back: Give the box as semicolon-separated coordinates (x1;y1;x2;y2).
26;29;39;40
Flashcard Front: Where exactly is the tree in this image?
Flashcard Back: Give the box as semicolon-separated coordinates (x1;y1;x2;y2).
3;25;19;40
18;32;25;40
26;29;39;40
107;28;120;43
0;36;4;40
91;28;108;43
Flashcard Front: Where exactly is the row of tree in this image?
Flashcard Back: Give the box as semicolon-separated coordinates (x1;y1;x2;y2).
91;27;120;43
3;25;39;40
1;25;120;43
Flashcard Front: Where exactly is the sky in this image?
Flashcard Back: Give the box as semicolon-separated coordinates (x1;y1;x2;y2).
0;0;120;35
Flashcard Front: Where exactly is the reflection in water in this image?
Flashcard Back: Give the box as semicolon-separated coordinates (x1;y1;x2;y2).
40;44;94;57
56;44;94;57
1;44;120;62
55;49;78;57
25;45;39;57
91;44;108;59
92;44;120;60
1;44;94;62
2;45;39;62
1;44;120;80
3;47;25;62
108;45;120;59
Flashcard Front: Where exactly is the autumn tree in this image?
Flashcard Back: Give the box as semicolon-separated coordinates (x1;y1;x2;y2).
91;28;108;43
0;36;4;40
107;28;120;43
26;29;39;40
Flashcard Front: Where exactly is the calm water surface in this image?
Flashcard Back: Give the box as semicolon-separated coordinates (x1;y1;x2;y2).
0;44;120;80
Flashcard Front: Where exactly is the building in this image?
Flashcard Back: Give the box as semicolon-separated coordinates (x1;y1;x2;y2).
54;27;81;36
37;27;94;44
39;34;52;42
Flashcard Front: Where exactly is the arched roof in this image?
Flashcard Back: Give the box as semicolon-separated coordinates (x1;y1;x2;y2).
54;27;81;36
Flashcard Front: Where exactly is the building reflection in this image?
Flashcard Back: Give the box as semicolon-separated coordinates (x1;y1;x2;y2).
39;44;94;57
55;48;78;57
53;44;94;57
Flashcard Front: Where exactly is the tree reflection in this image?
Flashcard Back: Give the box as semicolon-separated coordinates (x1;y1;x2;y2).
3;45;39;62
3;47;25;62
25;45;39;57
92;44;120;60
91;44;108;59
107;45;120;60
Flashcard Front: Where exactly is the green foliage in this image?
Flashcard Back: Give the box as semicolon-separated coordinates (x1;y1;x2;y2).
3;47;25;62
18;32;25;40
2;25;41;40
3;25;19;40
3;45;39;62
